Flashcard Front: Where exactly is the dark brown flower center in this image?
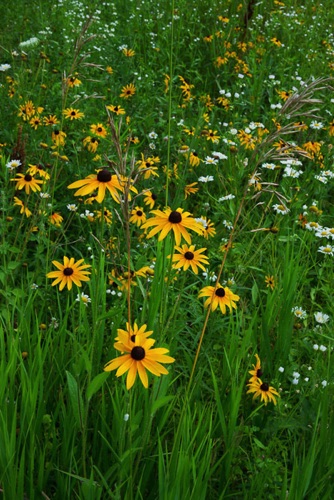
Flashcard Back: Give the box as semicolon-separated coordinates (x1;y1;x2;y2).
24;174;32;182
136;210;143;216
54;130;60;135
257;369;263;377
260;383;269;392
71;111;76;116
151;193;157;200
184;251;194;260
168;211;182;223
131;346;145;360
215;287;226;297
97;127;102;132
193;152;198;157
97;169;112;182
114;106;119;111
63;268;74;276
130;335;136;342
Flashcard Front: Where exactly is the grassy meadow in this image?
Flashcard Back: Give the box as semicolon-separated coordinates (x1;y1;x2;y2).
1;0;334;498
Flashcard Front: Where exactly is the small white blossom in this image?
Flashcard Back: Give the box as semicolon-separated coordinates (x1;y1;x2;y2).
0;64;11;72
319;345;327;352
76;293;91;306
198;175;214;183
321;380;328;388
278;366;285;373
314;312;330;324
313;344;319;351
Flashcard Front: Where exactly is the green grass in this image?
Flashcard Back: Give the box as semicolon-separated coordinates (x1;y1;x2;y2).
0;0;334;498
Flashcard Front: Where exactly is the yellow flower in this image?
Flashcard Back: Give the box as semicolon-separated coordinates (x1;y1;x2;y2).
66;75;82;87
136;154;160;179
13;197;32;217
120;83;136;99
46;256;91;291
198;284;240;314
143;190;158;209
188;151;201;167
51;129;66;147
90;123;107;138
141;207;204;246
83;136;99;153
171;244;209;274
129;206;147;227
68;169;124;203
49;212;63;227
248;354;263;383
247;379;280;405
122;48;135;57
106;104;126;115
63;107;85;120
184;182;199;199
265;275;275;290
11;173;44;194
104;324;174;390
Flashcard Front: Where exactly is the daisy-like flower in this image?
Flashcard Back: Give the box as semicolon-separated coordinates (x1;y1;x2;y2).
198;175;214;183
115;322;153;346
106;104;126;115
120;83;136;99
272;204;289;215
129;206;146;226
122;48;135;57
67;168;124;203
291;306;307;319
141;207;204;246
309;121;324;130
63;108;84;120
90;123;107;138
11;172;44;194
18;100;35;121
265;275;275;290
30;116;42;130
248;354;263;383
198;284;240;314
66;75;82;87
314;312;330;324
204;156;218;165
205;129;220;142
171;244;209;274
46;256;91;291
13;197;32;217
143;190;158;209
6;159;22;170
136;154;160;179
76;292;91;306
104;324;175;389
247;379;280;405
318;245;334;256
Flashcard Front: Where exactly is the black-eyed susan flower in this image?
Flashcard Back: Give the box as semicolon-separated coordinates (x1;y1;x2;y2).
13;197;32;217
136;154;160;179
18;100;35;121
49;212;63;227
143;190;158;209
129;206;146;226
184;182;199;199
247;378;280;405
83;136;99;153
52;129;66;147
205;129;220;142
115;322;153;346
141;207;204;246
248;354;263;383
43;115;59;126
172;244;209;274
198;284;240;314
104;324;174;389
95;209;113;225
195;216;216;239
30;115;42;130
66;75;82;87
122;48;135;57
188;151;201;167
27;164;50;180
63;107;84;120
120;83;136;99
68;168;124;203
46;256;91;291
265;275;275;290
90;123;107;138
106;104;126;115
11;173;44;194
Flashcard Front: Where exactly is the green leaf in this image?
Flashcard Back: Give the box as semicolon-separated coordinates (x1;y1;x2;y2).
86;372;109;401
151;395;174;414
66;370;84;429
